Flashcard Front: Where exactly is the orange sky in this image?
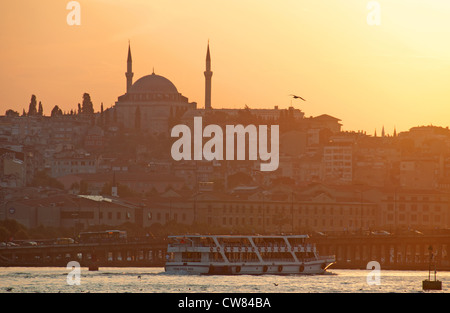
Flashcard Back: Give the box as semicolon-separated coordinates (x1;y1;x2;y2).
1;0;450;134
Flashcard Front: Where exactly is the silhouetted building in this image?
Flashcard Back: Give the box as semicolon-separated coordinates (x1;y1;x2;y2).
113;43;196;134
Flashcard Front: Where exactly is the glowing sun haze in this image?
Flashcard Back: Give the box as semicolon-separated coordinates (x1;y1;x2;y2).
1;0;450;134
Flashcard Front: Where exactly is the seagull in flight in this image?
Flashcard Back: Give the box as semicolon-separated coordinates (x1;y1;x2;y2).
289;94;306;101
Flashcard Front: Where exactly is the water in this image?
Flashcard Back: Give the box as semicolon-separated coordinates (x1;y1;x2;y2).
0;267;447;293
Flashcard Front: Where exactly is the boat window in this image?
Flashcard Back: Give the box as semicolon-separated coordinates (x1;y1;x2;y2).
181;252;201;262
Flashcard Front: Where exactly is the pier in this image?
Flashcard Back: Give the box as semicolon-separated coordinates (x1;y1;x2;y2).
2;234;450;270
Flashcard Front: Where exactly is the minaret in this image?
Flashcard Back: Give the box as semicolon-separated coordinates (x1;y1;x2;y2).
126;42;134;93
204;41;213;110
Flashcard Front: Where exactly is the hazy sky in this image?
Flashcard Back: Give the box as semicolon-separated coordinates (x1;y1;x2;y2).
1;0;450;134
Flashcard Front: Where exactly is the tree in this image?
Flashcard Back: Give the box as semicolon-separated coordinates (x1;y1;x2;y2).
0;219;27;239
5;109;19;117
28;95;37;116
14;229;29;240
101;182;136;197
38;101;44;116
0;226;11;242
99;103;104;127
29;170;64;189
51;105;63;117
81;93;94;115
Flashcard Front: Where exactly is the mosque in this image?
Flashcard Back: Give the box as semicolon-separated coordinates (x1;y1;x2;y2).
112;42;322;135
113;43;212;134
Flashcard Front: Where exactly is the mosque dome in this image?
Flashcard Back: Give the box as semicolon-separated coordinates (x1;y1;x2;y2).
128;73;179;94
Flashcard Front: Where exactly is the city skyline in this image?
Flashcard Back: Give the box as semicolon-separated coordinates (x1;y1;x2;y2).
2;1;450;135
4;1;450;295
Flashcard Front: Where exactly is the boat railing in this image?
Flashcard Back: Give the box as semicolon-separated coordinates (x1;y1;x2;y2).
228;258;298;263
218;243;313;249
260;258;298;262
169;242;315;251
168;242;314;252
296;257;320;263
228;257;320;263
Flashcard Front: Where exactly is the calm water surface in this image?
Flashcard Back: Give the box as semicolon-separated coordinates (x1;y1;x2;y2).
0;267;448;293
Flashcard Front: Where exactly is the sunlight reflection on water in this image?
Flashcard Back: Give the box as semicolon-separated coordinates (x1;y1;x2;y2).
0;267;448;293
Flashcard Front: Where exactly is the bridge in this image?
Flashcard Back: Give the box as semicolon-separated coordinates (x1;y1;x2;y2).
314;233;450;271
0;239;167;268
2;234;450;271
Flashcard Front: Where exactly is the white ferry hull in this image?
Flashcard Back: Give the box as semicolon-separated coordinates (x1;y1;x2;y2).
165;234;335;275
165;259;334;275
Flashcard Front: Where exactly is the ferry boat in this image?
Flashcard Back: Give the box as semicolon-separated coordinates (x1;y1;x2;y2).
165;234;335;275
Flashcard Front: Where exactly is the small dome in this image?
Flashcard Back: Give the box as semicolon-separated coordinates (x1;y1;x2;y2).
129;73;178;94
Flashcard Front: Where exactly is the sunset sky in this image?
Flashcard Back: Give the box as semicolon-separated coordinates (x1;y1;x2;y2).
1;0;450;134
